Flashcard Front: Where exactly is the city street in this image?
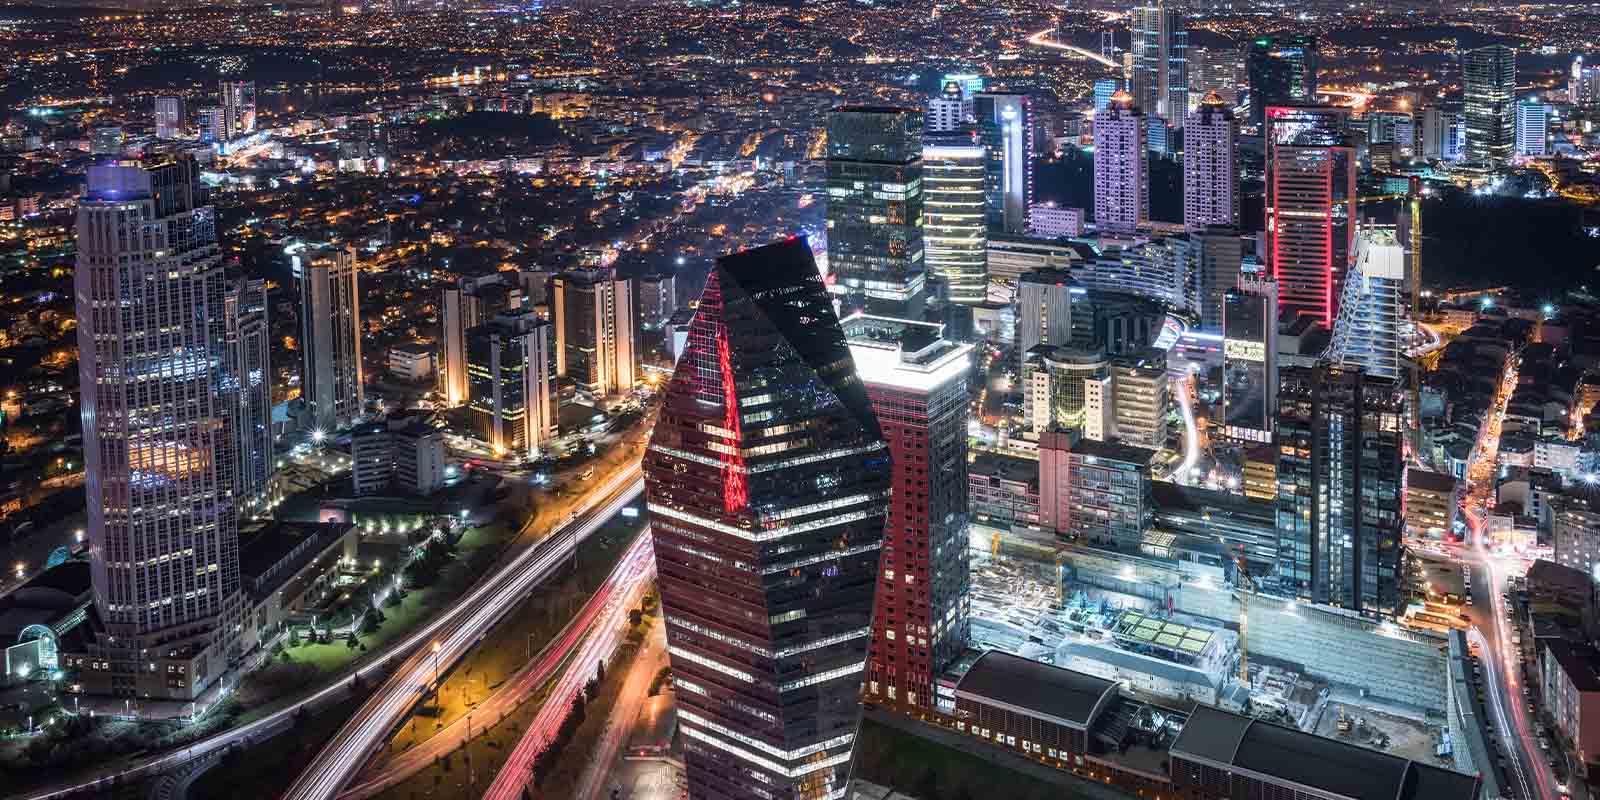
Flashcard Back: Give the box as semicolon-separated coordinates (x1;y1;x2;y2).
1455;352;1570;800
279;467;646;800
573;619;672;800
334;529;657;800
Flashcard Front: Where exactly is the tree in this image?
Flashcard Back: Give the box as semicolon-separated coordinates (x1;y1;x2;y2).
279;650;292;664
288;627;301;647
595;659;605;684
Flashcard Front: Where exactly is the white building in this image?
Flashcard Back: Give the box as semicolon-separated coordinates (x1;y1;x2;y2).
1183;92;1238;232
554;269;636;398
1029;203;1085;239
154;96;184;140
388;341;434;382
1516;101;1550;158
298;245;364;432
351;414;448;496
1326;229;1405;381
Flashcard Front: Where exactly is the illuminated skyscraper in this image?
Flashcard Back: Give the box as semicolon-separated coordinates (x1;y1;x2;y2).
922;144;988;306
1326;229;1406;381
845;314;972;713
646;236;888;800
1515;101;1549;158
1130;0;1188;123
553;269;636;397
1265;104;1355;326
225;278;274;516
197;105;226;143
1093;91;1148;235
974;92;1034;235
1221;276;1277;443
1246;35;1319;128
1275;364;1404;618
1572;56;1600;108
154;96;184;140
826;106;926;316
1462;44;1516;167
441;276;525;407
1183;91;1238;233
74;156;243;699
299;245;364;432
466;310;557;458
219;80;256;139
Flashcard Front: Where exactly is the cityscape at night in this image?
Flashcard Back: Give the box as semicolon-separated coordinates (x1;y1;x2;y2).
0;0;1599;798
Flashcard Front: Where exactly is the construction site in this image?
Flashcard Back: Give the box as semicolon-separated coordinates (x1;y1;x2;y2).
966;526;1465;773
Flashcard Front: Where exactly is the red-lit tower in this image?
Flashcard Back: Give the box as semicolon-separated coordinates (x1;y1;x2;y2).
843;314;974;712
645;236;890;800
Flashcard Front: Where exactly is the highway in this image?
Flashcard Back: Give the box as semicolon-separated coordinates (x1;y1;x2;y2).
279;468;646;800
1023;27;1119;68
572;621;671;800
334;528;656;800
480;530;657;800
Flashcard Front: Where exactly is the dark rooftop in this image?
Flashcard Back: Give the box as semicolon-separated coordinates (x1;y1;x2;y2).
1172;705;1480;800
953;650;1118;731
1069;437;1157;467
1544;640;1600;693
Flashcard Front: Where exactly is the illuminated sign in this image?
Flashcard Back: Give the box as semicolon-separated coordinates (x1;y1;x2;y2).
1224;338;1265;363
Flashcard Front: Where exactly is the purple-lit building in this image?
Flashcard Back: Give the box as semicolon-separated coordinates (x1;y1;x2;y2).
1093;91;1148;235
1183;92;1238;233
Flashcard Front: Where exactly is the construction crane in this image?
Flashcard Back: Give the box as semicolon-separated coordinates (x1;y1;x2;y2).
1233;546;1258;686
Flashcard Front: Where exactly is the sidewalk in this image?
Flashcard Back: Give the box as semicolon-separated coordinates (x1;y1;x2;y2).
576;621;673;800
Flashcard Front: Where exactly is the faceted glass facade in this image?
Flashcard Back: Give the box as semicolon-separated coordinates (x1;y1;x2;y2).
1246;35;1319;128
1265;105;1355;326
922;145;988;306
646;236;889;800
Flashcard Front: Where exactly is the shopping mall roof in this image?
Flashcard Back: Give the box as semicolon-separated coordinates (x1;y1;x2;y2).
953;650;1119;731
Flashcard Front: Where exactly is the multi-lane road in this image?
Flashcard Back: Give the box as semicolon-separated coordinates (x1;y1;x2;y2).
334;527;656;800
279;469;646;800
479;530;656;800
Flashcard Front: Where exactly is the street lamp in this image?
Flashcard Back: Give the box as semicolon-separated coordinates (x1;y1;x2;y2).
430;641;442;697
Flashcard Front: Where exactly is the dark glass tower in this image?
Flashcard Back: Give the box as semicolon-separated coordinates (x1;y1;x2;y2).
1274;364;1404;618
1246;35;1320;128
646;236;890;800
826;107;925;318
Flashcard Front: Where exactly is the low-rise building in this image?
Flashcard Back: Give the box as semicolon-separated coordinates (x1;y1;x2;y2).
1405;468;1458;540
969;451;1040;528
1541;640;1600;771
351;413;448;496
1066;438;1156;548
387;341;435;382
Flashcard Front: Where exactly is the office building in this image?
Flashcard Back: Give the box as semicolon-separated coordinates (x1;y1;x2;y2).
1093;91;1148;235
351;413;448;497
969;451;1041;527
1130;0;1188;123
1275;364;1404;617
1183;92;1239;233
922;144;989;306
1404;468;1457;540
1083;372;1114;442
387;341;434;382
826;106;927;316
1327;229;1406;381
197;106;226;143
553;269;635;398
1246;35;1320;128
90;126;124;156
1366;111;1415;157
1109;349;1170;450
1420;105;1467;161
220;80;256;139
154;96;184;139
299;245;363;433
1265;105;1356;326
1093;78;1121;114
467;310;557;459
844;314;972;712
1188;46;1242;107
1038;430;1075;534
441;275;525;407
225;278;274;517
985;235;1082;282
1029;203;1084;238
1516;101;1550;158
1572;56;1600;108
645;237;887;800
1017;268;1080;364
1541;641;1600;776
926;80;972;134
974;92;1034;235
1066;439;1157;548
73;156;242;700
1462;44;1516;167
637;273;676;330
1024;345;1108;434
1221;276;1278;443
1196;225;1243;333
1078;235;1197;314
